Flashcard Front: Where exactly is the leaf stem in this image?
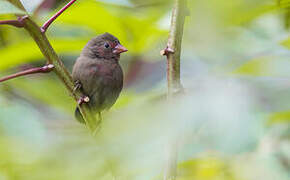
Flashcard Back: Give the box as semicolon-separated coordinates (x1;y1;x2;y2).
0;64;54;82
0;19;22;27
0;15;28;28
40;0;77;33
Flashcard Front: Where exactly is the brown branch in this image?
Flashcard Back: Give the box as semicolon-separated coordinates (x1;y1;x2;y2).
0;19;23;27
0;64;54;83
40;0;77;33
0;15;28;28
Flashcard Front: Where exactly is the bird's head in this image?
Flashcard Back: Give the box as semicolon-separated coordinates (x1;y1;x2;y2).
82;33;128;61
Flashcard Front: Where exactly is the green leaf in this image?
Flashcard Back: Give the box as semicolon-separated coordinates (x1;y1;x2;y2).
20;0;44;13
229;4;278;25
96;0;133;7
7;76;75;113
0;0;26;15
233;57;275;76
6;0;25;10
0;38;89;70
232;55;290;77
268;111;290;125
278;0;290;6
52;0;167;54
176;157;235;180
280;36;290;49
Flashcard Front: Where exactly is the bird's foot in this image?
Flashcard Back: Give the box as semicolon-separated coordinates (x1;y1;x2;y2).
74;80;82;92
77;96;90;105
75;81;89;105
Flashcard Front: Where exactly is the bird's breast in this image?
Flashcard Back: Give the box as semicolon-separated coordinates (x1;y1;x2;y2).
94;63;123;85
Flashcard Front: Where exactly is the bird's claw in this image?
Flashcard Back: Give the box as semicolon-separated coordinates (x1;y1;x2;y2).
77;96;90;105
74;80;82;92
75;81;89;105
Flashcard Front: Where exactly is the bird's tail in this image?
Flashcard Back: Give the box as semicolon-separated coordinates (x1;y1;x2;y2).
75;107;85;124
74;107;103;130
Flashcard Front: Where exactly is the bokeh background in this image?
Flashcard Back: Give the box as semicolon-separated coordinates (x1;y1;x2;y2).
0;0;289;179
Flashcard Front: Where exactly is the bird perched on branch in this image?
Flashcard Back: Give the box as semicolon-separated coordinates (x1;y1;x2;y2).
72;33;128;123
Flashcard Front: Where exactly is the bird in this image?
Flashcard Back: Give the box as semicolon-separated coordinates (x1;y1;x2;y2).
72;32;128;123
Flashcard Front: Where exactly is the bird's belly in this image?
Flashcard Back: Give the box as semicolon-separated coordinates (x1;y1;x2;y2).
89;82;122;112
89;72;123;112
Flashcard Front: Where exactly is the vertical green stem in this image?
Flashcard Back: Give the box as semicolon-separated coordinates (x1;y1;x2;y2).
166;0;187;97
163;0;187;179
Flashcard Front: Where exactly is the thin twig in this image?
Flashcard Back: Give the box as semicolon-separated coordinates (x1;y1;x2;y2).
0;19;23;27
0;15;28;28
40;0;77;33
0;64;54;83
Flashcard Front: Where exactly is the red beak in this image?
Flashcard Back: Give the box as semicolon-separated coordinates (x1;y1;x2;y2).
113;44;128;54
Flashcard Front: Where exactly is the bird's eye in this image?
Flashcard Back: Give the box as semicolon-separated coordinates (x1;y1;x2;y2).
104;43;110;48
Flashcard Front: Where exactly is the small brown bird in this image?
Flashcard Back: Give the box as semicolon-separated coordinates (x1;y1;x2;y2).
72;33;127;123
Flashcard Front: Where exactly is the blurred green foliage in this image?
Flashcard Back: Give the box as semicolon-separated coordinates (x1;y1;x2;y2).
0;0;289;179
0;0;25;15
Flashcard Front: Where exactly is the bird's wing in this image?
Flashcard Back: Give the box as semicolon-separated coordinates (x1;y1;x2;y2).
72;57;102;96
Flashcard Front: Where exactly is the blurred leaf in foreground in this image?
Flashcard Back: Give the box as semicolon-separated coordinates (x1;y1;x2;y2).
0;0;26;15
19;0;44;13
0;38;88;70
